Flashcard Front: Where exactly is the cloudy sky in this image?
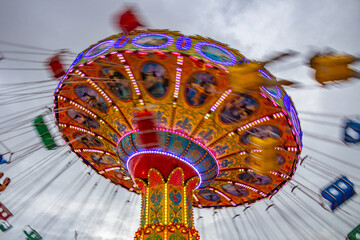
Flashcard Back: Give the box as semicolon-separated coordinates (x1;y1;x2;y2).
0;0;360;239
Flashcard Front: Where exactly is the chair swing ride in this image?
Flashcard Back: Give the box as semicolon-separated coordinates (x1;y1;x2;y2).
0;7;359;240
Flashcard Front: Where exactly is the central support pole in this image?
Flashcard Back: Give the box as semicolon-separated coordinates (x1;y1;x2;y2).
134;168;199;240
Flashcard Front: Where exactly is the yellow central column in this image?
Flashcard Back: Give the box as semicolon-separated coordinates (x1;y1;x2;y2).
134;168;199;240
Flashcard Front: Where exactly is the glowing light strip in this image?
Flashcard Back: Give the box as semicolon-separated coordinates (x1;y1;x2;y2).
259;92;267;99
175;36;192;51
237;116;270;132
194;42;237;66
272;112;284;119
68;125;95;136
117;53;126;63
83;149;104;153
204;113;211;120
124;65;141;95
74;69;85;77
68;99;98;119
58;95;106;125
72;69;113;105
165;183;168;225
210;89;232;112
86;78;112;104
145;188;149;225
54;54;83;94
234;182;267;197
283;94;291;111
155;50;165;55
84;40;115;59
73;52;84;66
227;132;237;137
259;70;282;99
114;36;129;48
173;68;182;99
287;147;298;152
204;63;214;68
274;146;298;153
183;186;187;224
99;167;122;174
290;106;301;136
219;66;229;73
270;99;278;107
75;148;104;154
261;85;282;99
250;149;261;153
127;150;202;189
269;171;289;179
210;188;236;206
177;55;184;66
189;56;199;61
258;69;272;80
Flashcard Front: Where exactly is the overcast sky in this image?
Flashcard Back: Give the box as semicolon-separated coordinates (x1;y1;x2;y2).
1;0;360;239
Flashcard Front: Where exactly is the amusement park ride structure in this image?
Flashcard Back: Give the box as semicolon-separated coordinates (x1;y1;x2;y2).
54;29;303;239
1;6;360;239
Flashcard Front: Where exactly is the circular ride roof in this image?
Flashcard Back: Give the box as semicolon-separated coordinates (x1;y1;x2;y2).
54;29;302;208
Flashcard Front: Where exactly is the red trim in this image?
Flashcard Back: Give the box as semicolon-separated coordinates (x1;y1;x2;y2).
128;153;198;182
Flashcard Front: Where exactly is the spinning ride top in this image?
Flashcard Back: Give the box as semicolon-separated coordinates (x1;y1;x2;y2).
54;29;303;239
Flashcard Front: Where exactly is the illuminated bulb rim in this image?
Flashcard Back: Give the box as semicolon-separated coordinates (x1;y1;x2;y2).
84;40;115;59
54;55;80;94
99;166;122;174
259;69;282;99
175;36;192;51
290;106;301;135
126;150;202;189
283;94;291;111
261;86;282;99
71;52;84;68
114;36;129;48
116;129;139;147
131;33;174;49
194;42;237;66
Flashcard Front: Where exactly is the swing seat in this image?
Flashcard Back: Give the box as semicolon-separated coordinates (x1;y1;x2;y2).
344;120;360;143
310;55;356;85
24;226;43;240
0;202;13;221
33;116;57;150
48;55;65;79
321;176;355;211
0;220;12;232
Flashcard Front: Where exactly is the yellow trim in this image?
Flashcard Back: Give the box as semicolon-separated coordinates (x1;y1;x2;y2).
145;187;149;225
184;185;188;225
165;182;168;225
